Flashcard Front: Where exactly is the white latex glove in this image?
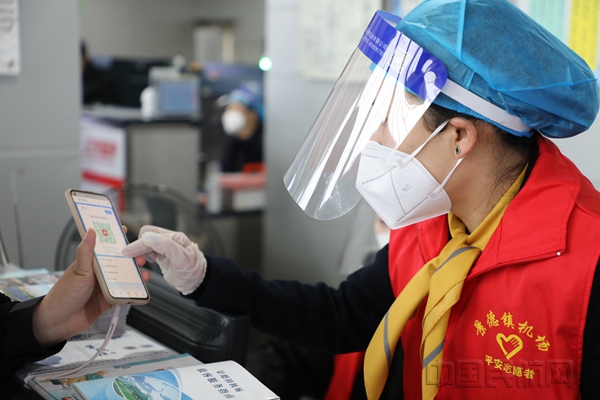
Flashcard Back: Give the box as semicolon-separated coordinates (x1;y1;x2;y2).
122;225;206;295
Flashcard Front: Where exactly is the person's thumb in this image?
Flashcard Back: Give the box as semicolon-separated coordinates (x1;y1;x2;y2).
74;229;96;275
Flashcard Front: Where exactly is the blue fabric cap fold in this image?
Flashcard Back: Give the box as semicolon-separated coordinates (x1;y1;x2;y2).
396;0;600;138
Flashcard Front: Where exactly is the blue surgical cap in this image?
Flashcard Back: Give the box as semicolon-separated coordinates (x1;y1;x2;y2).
397;0;600;138
228;81;264;121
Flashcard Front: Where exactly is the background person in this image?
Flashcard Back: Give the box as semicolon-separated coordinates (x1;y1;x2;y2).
124;0;600;398
220;82;264;173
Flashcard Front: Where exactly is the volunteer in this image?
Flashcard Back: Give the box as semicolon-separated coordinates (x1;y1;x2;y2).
123;0;600;398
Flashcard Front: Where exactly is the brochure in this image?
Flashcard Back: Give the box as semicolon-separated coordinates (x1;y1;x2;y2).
28;352;200;400
70;360;279;400
0;270;59;301
17;330;171;384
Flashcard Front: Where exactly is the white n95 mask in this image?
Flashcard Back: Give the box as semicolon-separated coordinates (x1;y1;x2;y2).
356;124;462;229
221;109;247;136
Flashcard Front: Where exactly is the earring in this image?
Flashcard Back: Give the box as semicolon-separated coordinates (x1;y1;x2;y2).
455;145;461;156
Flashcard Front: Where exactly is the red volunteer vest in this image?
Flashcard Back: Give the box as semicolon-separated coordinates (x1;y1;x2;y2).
388;137;600;399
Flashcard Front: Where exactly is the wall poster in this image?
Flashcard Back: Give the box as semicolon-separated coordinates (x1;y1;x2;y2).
299;0;383;81
0;0;20;75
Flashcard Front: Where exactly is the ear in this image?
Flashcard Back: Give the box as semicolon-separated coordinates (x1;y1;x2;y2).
246;109;259;127
446;117;478;159
237;109;260;140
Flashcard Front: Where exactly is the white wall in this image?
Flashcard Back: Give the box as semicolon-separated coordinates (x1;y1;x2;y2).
79;0;265;64
262;0;361;285
195;0;265;64
0;0;81;269
553;116;600;189
80;0;197;60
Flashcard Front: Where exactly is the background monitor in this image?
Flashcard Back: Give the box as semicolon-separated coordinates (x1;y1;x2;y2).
90;56;171;107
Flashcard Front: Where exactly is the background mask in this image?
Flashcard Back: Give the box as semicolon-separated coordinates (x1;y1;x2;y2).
221;109;247;136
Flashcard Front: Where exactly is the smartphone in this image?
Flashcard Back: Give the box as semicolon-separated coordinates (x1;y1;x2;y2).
65;189;150;305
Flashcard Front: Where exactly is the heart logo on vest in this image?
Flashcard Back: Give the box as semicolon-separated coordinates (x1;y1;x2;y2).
496;333;523;360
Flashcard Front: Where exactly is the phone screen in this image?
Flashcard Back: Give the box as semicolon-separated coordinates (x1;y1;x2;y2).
71;191;148;300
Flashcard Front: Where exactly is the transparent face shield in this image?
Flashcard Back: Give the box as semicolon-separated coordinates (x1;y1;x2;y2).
284;10;448;220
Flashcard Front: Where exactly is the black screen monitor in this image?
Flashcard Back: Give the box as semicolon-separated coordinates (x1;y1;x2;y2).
90;56;171;108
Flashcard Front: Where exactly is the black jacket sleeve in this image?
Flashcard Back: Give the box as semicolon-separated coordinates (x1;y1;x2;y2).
186;246;395;353
0;294;65;376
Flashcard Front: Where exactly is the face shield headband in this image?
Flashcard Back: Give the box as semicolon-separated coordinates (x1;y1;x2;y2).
284;10;529;221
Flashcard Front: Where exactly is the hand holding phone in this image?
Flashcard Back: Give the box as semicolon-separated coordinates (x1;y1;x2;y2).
65;189;150;305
